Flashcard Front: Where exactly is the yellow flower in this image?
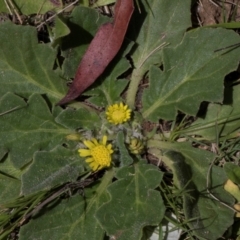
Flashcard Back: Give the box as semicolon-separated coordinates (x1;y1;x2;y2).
78;136;113;171
106;102;131;125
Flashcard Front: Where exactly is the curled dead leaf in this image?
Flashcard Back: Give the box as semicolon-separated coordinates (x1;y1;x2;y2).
58;0;134;105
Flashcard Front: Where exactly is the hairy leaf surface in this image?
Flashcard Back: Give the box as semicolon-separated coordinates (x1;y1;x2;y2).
130;0;191;72
56;107;101;130
126;0;191;107
22;146;84;195
0;22;67;102
182;84;240;140
84;57;130;106
96;161;165;240
116;131;133;166
0;93;71;169
142;28;240;121
0;156;22;203
19;170;114;240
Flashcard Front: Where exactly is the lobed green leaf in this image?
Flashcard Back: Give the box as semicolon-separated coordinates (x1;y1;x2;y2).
126;0;192;107
84;57;130;107
0;93;71;169
19;170;114;240
55;107;101;130
129;0;191;74
0;22;67;102
96;161;165;240
182;84;240;140
142;28;240;121
0;156;22;203
21;146;84;195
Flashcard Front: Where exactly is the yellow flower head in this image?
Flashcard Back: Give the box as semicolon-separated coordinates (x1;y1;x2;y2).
106;102;131;125
78;136;113;171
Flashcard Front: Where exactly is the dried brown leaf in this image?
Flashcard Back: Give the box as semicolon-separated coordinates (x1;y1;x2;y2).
58;0;134;105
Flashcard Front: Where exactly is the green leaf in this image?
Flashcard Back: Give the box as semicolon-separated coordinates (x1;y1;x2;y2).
61;6;109;78
96;161;165;240
19;170;114;240
51;15;71;48
224;163;240;185
0;156;22;203
207;21;240;29
142;28;240;121
0;93;71;169
21;146;84;195
0;0;58;14
116;131;133;167
126;0;191;107
130;0;191;70
19;194;103;240
0;22;67;102
55;107;101;130
0;177;21;204
84;57;130;106
0;155;22;179
149;141;234;239
181;84;240;140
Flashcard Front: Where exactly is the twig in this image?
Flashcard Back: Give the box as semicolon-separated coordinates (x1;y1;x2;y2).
6;0;23;24
138;42;169;69
36;0;79;30
208;0;220;7
217;0;240;7
4;0;12;15
0;106;22;116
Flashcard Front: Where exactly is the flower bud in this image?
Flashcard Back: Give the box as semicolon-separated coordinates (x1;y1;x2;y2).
128;138;144;154
66;133;82;141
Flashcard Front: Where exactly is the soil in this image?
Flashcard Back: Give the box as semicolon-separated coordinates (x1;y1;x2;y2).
194;0;240;26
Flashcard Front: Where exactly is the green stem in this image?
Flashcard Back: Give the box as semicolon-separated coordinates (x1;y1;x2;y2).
75;168;115;224
126;68;144;109
96;168;115;195
147;139;175;150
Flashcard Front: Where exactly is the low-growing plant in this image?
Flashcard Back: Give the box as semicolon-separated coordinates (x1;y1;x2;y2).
0;0;240;239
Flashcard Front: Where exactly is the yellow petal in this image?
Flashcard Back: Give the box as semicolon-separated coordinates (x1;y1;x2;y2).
92;138;99;145
78;149;91;157
84;140;95;149
90;162;99;171
102;135;107;145
107;144;113;153
85;157;94;163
